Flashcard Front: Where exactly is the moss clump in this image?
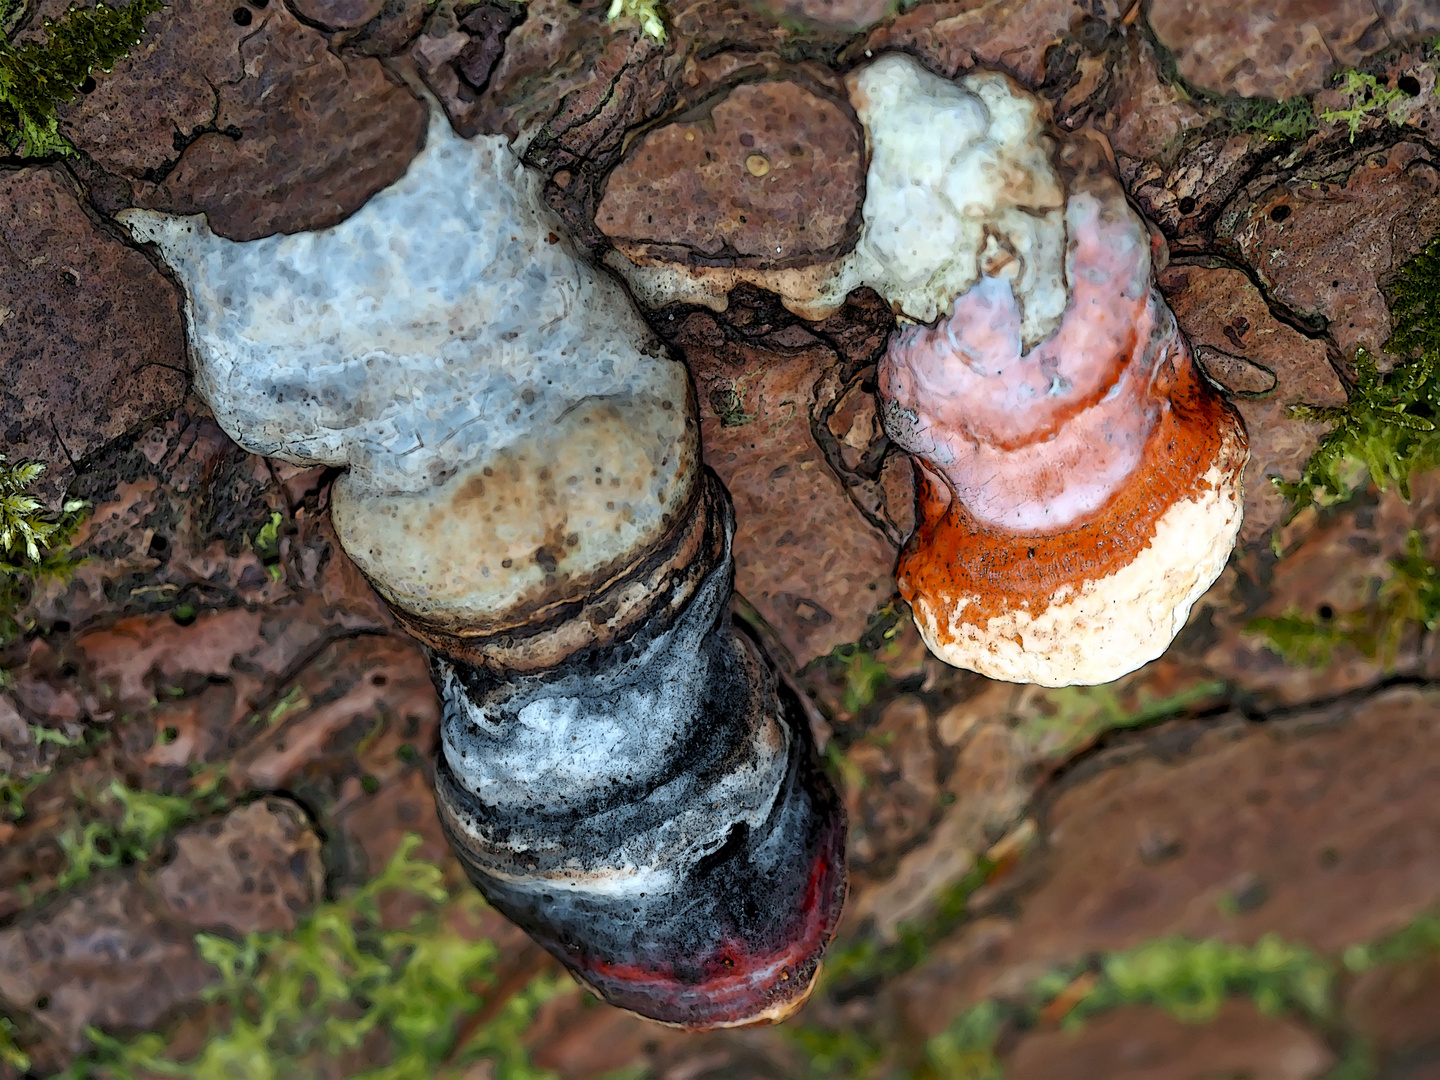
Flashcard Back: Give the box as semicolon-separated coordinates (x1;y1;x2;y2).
604;0;663;41
1247;529;1440;669
1225;94;1318;142
55;779;222;890
0;0;163;157
63;836;566;1080
1320;70;1414;142
1278;233;1440;518
0;457;87;641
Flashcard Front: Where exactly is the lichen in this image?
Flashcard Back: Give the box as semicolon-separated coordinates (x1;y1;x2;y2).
0;0;163;158
1278;233;1440;518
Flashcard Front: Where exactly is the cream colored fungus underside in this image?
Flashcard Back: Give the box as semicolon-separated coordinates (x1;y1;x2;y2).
331;384;697;625
911;434;1246;688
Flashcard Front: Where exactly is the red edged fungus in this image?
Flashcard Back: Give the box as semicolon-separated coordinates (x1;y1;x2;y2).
878;148;1248;686
597;50;1245;685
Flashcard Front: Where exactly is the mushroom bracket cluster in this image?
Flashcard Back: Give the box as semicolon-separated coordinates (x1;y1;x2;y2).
117;50;1249;1029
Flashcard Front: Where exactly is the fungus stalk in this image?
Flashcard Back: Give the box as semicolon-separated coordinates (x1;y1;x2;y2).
857;55;1248;686
119;109;845;1028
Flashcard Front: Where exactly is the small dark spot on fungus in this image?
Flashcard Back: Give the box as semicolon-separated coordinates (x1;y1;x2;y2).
1269;204;1291;223
1399;74;1421;97
232;6;251;23
1178;196;1196;214
1318;603;1335;621
79;75;96;93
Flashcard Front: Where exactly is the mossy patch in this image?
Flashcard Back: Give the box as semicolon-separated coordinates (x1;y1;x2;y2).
604;0;663;41
0;458;87;643
1320;70;1418;143
1247;530;1440;669
1224;94;1318;142
53;777;224;890
59;836;566;1080
0;0;163;158
1279;232;1440;519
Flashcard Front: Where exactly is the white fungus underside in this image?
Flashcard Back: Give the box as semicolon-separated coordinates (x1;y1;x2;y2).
911;441;1245;687
614;55;1069;347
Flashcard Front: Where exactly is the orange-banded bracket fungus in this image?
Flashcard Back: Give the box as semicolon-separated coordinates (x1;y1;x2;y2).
864;56;1249;687
605;52;1247;687
117;108;847;1028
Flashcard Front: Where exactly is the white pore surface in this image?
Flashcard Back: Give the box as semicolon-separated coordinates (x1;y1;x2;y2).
909;436;1247;687
846;55;1067;342
612;54;1068;347
119;110;696;623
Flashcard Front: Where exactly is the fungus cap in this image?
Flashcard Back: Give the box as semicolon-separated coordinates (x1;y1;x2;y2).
122;105;849;1028
120;110;699;649
878;170;1247;686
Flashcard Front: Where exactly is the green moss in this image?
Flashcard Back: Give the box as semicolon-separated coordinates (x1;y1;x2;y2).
1319;71;1413;143
0;1016;29;1073
63;836;564;1080
604;0;663;42
1018;681;1225;764
0;458;87;642
919;1001;1003;1080
0;0;163;158
1077;935;1332;1024
1248;529;1440;669
813;601;908;719
1225;94;1318;142
1279;234;1440;519
55;778;221;890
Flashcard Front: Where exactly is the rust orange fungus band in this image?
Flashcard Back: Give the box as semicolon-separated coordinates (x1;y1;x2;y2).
897;354;1248;685
877;169;1248;686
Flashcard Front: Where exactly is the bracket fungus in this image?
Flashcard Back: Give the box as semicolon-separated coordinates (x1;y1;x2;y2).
863;57;1249;687
119;108;846;1028
604;52;1248;687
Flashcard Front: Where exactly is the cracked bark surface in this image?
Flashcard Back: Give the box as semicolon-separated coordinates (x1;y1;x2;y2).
4;0;1440;1074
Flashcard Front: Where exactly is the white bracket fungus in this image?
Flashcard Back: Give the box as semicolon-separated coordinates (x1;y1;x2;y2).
120;107;846;1028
